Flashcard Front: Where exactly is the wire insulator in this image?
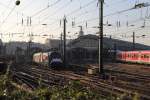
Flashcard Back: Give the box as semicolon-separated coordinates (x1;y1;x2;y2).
15;0;20;6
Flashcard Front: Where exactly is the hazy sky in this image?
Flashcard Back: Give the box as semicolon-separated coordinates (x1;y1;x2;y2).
0;0;150;45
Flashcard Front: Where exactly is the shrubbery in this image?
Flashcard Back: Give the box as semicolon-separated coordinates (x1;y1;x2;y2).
0;65;140;100
0;75;114;100
34;80;105;100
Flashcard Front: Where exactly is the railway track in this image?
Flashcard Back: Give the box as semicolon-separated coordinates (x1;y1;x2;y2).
10;63;150;100
87;64;150;84
11;65;120;98
87;64;150;93
11;64;69;89
104;69;150;83
105;63;150;76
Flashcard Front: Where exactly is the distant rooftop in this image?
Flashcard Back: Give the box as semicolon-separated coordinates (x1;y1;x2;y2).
67;34;150;51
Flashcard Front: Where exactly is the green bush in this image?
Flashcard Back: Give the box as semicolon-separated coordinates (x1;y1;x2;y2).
33;80;106;100
0;74;140;100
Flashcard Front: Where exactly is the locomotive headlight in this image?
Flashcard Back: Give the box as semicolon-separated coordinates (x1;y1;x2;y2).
15;0;20;6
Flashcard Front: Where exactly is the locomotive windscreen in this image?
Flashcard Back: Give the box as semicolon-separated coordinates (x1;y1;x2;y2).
49;52;61;60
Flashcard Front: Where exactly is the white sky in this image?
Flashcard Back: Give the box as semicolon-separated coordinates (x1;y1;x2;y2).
0;0;150;46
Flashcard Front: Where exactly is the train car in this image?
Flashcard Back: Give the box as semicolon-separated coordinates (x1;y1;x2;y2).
48;52;63;68
140;51;150;64
117;50;150;64
33;51;63;68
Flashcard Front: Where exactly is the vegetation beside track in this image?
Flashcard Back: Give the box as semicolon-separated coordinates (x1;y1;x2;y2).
0;74;141;100
0;63;141;100
0;74;109;100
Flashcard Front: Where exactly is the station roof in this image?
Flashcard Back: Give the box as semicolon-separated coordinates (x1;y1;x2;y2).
67;34;150;51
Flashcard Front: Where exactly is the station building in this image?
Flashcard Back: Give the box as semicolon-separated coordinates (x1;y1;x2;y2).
66;34;150;64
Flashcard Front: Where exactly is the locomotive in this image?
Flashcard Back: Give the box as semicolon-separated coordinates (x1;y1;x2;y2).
33;51;63;68
116;50;150;64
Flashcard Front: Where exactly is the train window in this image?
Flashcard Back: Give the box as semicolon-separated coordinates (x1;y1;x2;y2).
129;54;132;58
132;54;135;58
133;54;135;58
141;54;149;59
124;54;126;58
134;54;138;58
127;54;129;58
144;55;149;58
147;55;149;58
146;55;148;58
122;54;124;58
50;52;61;58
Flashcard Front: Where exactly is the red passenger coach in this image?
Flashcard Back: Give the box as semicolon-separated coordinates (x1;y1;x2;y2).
125;51;139;63
117;50;150;64
140;51;150;64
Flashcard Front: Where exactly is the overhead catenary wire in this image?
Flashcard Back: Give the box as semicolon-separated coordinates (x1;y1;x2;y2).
111;26;150;39
20;0;34;11
4;2;149;37
0;1;27;18
40;0;129;23
31;0;62;18
36;12;149;38
66;0;97;17
0;0;127;30
0;5;16;29
0;0;62;34
1;0;150;42
40;0;73;23
68;2;150;31
110;24;150;38
2;2;98;35
0;0;13;16
65;1;150;29
4;5;129;35
39;4;98;31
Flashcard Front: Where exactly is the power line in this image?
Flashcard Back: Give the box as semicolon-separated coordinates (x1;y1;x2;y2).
40;0;72;23
1;0;63;34
104;0;128;7
66;2;150;32
0;6;16;29
0;0;127;33
66;0;97;16
1;0;150;43
38;1;99;34
0;0;13;16
41;0;97;22
20;0;34;11
24;0;95;35
104;15;150;34
31;0;62;18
